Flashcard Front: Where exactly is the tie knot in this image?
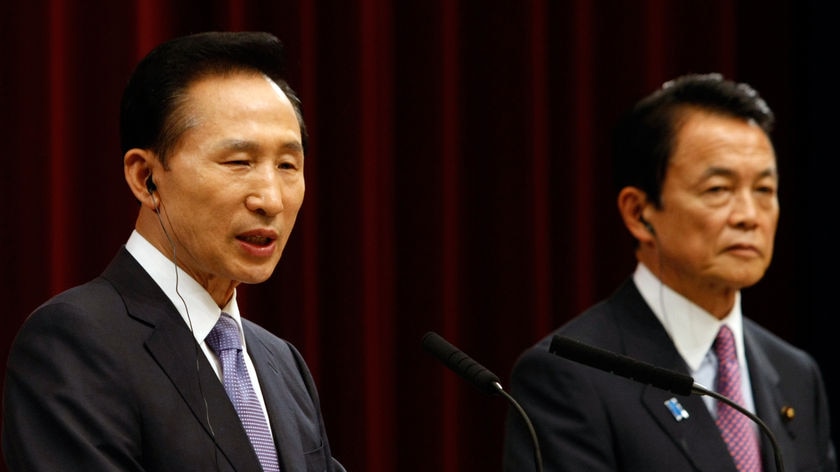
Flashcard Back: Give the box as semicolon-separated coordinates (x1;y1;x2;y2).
714;325;737;362
205;314;242;355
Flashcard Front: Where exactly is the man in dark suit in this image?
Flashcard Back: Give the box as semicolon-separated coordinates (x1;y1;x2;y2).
2;31;345;471
503;74;837;471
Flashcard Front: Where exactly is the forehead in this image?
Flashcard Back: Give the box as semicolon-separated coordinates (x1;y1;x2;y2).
178;72;298;130
162;72;302;159
184;71;290;109
668;110;777;178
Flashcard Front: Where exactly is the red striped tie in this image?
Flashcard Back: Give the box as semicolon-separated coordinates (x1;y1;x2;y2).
714;325;762;472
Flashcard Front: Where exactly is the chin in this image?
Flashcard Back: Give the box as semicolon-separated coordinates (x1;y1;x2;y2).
234;266;279;285
726;271;767;289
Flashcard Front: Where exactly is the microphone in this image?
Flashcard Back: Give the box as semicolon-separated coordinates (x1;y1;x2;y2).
421;331;543;472
549;335;694;395
421;331;501;395
549;335;785;472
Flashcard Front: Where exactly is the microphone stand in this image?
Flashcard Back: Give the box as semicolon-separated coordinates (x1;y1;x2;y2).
422;332;544;472
549;335;785;472
692;383;784;472
493;382;544;472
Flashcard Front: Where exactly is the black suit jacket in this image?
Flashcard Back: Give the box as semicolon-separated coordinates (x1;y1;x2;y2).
3;248;345;472
503;279;837;472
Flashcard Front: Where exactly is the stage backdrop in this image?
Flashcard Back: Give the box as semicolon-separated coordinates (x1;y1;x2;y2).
2;1;836;471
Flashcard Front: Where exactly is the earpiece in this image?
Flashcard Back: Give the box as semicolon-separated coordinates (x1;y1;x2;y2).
640;216;655;236
146;174;160;213
142;169;214;443
146;174;157;193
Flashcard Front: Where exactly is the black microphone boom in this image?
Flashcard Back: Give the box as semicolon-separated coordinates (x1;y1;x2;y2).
549;335;785;472
549;335;694;396
421;331;544;472
421;331;502;395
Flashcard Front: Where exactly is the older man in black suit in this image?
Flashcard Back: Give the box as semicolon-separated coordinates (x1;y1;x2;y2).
503;74;836;472
3;31;345;472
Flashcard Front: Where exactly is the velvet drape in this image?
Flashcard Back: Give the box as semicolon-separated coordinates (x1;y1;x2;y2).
2;1;836;471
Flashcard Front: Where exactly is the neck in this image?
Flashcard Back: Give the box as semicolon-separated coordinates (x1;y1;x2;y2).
638;255;737;320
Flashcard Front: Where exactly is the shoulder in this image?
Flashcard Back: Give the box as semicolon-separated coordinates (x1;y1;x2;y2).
20;277;124;336
21;247;150;330
240;319;307;366
513;277;674;377
744;318;822;373
530;277;649;353
240;318;290;348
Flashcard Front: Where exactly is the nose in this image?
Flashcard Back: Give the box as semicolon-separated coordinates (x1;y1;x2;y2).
729;189;759;229
245;171;284;216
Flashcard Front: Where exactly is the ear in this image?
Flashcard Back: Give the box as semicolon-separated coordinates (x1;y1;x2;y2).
124;148;159;210
617;186;655;243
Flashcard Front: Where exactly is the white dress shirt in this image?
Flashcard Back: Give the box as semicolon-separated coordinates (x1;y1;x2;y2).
633;262;757;418
125;230;275;433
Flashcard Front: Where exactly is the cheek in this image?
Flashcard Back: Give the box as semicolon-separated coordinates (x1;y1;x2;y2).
177;198;232;239
768;209;780;230
677;234;714;262
284;192;305;220
662;219;721;261
288;184;305;206
668;208;725;236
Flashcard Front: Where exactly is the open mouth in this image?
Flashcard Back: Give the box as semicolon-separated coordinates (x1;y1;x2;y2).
237;235;275;246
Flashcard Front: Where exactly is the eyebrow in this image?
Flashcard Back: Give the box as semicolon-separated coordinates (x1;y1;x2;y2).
702;166;778;180
214;138;304;155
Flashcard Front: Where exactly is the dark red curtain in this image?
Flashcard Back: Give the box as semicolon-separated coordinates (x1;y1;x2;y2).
2;1;836;471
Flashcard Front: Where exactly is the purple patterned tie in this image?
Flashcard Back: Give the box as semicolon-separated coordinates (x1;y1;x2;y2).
714;325;762;472
206;314;280;472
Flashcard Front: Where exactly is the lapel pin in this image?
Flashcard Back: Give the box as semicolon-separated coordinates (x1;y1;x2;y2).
664;397;690;422
780;406;795;423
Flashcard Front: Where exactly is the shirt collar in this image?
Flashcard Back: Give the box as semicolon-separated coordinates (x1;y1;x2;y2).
125;230;243;346
633;262;746;371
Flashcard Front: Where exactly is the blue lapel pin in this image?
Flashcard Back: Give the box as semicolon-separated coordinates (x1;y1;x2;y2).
664;397;690;422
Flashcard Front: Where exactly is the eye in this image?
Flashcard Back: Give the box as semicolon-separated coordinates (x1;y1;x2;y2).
277;155;303;171
756;185;776;195
705;185;730;194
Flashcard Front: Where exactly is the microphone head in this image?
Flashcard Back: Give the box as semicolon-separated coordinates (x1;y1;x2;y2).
549;335;694;396
549;336;785;472
422;331;501;395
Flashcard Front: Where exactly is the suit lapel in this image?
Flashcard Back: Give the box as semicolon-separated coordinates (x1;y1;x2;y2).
102;248;263;471
640;387;736;471
243;324;309;472
743;323;796;470
614;281;738;472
